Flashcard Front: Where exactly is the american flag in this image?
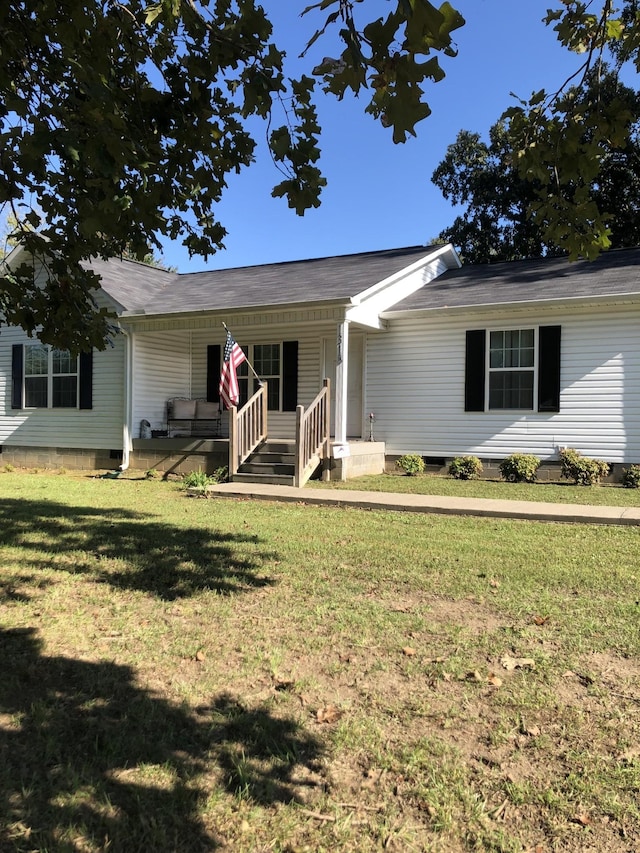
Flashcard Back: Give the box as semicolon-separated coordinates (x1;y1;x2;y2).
219;329;246;409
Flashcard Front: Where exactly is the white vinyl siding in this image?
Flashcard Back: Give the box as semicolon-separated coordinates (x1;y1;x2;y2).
0;326;125;448
367;303;640;463
131;331;191;432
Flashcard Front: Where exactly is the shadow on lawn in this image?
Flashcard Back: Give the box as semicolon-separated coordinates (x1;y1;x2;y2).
0;627;324;852
0;497;276;600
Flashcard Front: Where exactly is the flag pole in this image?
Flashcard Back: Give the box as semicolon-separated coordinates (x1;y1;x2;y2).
222;322;263;385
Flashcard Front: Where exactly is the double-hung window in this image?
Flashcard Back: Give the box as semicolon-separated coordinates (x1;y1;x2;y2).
236;343;282;411
24;344;79;408
207;339;298;413
464;326;561;414
488;328;535;410
253;344;281;411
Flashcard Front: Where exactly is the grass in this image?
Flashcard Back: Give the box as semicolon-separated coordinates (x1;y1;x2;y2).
0;470;639;852
308;470;640;507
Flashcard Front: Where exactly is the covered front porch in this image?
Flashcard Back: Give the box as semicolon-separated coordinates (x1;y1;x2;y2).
129;379;384;484
129;435;386;481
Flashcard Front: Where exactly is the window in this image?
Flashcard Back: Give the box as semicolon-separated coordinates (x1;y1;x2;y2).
236;344;282;410
24;344;78;408
254;344;281;410
206;339;298;412
488;328;535;410
464;326;561;414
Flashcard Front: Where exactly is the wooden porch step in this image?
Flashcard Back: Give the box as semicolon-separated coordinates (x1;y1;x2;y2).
231;437;297;486
239;461;295;476
231;471;295;487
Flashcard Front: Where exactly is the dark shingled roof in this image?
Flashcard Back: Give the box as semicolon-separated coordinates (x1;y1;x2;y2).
389;247;640;313
87;256;172;312
91;245;640;317
95;246;436;314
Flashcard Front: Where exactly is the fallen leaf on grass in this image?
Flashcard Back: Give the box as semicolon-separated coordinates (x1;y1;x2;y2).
195;649;206;662
402;647;416;657
489;578;501;588
487;672;503;687
463;671;484;682
570;813;592;826
274;678;295;692
316;704;343;724
533;615;550;625
501;655;535;671
619;747;640;764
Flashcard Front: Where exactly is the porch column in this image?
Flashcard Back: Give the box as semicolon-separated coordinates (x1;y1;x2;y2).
334;319;350;446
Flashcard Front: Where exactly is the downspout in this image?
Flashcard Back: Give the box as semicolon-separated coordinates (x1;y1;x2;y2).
119;327;133;472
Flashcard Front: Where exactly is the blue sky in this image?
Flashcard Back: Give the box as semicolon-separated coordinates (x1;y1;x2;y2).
160;1;616;272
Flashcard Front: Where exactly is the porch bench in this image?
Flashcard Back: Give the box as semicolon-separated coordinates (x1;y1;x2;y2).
167;398;222;438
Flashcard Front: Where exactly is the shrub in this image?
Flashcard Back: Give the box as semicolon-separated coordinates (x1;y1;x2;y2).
211;466;229;484
621;464;640;489
181;470;211;490
145;468;161;479
2;463;15;473
448;455;483;480
499;453;541;483
396;454;425;476
559;448;610;486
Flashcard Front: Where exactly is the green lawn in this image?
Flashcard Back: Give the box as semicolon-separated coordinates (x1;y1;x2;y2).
309;471;640;507
0;471;638;852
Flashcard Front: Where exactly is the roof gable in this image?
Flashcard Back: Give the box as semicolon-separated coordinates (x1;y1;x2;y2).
386;247;640;314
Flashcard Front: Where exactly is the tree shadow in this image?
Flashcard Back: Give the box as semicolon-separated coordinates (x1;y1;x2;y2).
0;627;324;852
0;497;277;600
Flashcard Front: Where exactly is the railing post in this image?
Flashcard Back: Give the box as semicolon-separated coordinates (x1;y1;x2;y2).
294;403;304;488
229;405;238;476
261;381;268;440
322;377;331;481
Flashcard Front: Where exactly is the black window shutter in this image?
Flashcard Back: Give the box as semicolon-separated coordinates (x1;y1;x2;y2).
282;340;298;411
206;344;221;404
538;325;561;412
79;350;93;409
11;344;24;409
464;330;486;412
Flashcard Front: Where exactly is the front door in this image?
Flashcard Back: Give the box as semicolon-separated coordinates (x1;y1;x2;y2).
323;333;364;438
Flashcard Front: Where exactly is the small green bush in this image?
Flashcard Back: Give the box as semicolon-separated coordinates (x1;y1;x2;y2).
499;453;541;483
559;448;610;486
448;455;483;480
181;470;211;490
211;466;229;484
2;463;15;473
621;464;640;489
396;454;425;476
145;468;161;479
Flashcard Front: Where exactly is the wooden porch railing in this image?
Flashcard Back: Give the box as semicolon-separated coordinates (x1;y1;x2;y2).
229;383;268;477
295;378;331;488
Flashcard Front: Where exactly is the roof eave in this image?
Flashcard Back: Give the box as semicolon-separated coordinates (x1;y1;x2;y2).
381;290;640;319
119;296;355;322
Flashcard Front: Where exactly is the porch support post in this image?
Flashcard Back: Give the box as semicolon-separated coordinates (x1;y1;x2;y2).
335;319;350;447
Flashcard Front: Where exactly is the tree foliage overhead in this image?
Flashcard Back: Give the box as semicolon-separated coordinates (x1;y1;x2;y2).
0;1;638;350
433;69;640;264
0;0;464;351
504;1;640;261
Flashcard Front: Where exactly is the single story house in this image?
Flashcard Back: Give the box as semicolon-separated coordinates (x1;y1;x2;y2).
1;242;639;482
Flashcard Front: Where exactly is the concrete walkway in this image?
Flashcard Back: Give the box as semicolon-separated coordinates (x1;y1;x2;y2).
207;481;640;526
